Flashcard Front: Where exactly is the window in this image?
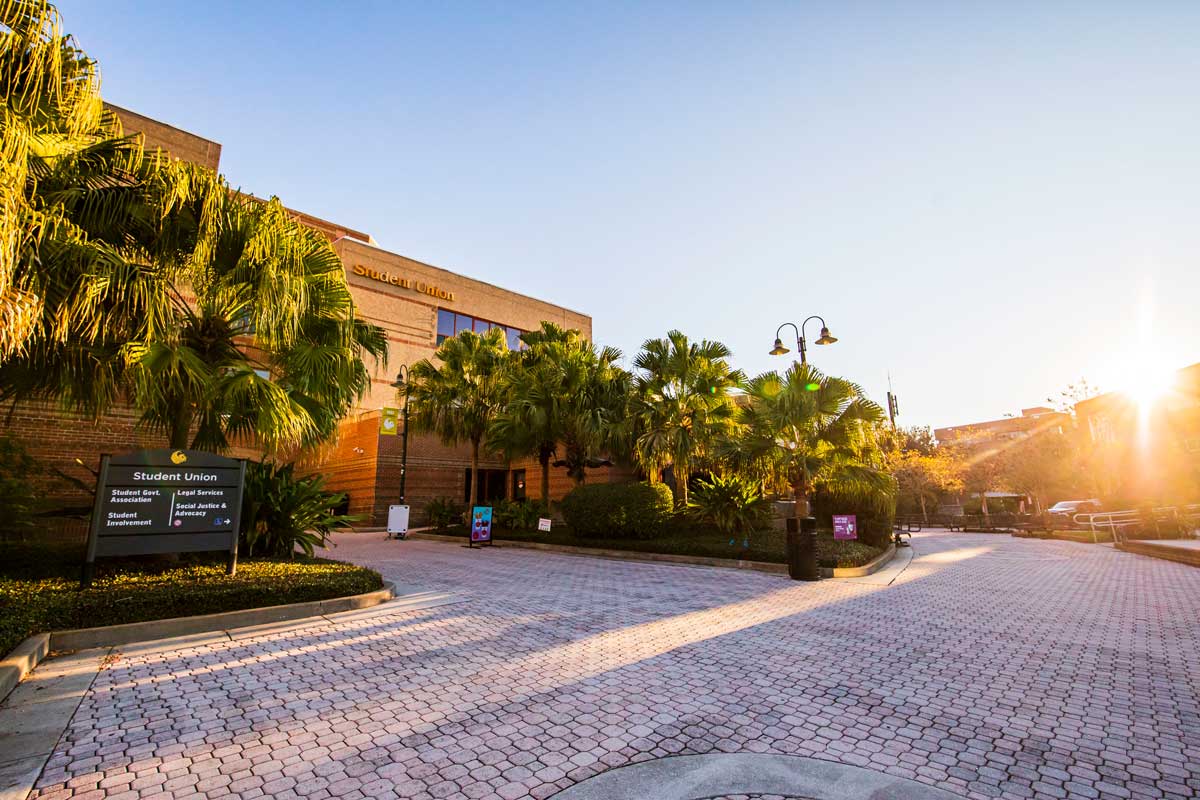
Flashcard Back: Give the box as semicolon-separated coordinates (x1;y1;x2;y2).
436;309;454;344
435;308;525;349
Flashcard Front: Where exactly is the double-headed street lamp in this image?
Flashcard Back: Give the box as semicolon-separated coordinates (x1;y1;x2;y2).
389;366;411;504
769;316;837;364
768;315;839;582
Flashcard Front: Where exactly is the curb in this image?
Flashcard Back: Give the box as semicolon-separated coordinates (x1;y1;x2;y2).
0;634;50;706
1115;539;1200;567
49;580;396;651
0;581;395;702
408;532;790;575
822;542;896;578
406;532;895;579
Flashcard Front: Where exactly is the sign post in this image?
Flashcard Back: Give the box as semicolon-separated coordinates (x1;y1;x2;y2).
469;506;493;547
83;449;247;586
833;514;858;541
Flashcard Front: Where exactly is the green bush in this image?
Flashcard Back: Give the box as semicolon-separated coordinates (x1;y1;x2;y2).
241;460;358;558
687;474;771;536
811;488;896;548
0;435;41;538
815;534;886;569
560;481;673;539
493;498;541;530
425;497;462;530
0;542;382;657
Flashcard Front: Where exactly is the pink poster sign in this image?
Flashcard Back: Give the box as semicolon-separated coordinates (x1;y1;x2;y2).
833;514;857;540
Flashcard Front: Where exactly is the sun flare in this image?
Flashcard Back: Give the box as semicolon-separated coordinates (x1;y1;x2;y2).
1120;359;1176;411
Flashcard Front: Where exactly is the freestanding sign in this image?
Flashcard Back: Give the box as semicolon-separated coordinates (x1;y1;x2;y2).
387;504;410;539
83;449;247;585
470;506;493;546
833;514;858;540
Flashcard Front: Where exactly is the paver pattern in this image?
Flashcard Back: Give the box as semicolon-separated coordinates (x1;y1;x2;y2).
25;531;1200;800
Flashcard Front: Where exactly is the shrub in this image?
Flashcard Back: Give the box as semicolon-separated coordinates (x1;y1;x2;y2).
0;542;382;658
560;481;673;539
425;497;462;530
815;534;885;569
687;474;771;536
811;488;896;548
0;435;41;539
493;498;541;530
240;460;358;558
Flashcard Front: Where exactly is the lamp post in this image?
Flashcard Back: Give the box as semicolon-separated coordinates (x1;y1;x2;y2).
389;366;411;504
769;316;837;365
768;315;838;582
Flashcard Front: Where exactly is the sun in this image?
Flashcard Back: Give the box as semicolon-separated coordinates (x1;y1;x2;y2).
1119;358;1176;411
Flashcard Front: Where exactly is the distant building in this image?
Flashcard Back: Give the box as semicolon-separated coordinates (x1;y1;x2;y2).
934;406;1070;447
1073;362;1200;502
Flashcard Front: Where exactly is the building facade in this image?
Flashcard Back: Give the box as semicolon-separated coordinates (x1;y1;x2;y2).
934;406;1070;447
5;105;625;530
1073;362;1200;503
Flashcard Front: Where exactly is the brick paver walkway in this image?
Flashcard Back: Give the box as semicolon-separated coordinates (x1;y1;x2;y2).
27;531;1200;800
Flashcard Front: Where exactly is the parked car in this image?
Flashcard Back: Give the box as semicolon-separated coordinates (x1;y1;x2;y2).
1046;499;1102;527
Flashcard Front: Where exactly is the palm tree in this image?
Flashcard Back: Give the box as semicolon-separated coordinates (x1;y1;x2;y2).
554;337;628;486
409;327;509;509
129;194;386;450
1;176;388;451
737;362;894;518
629;330;744;507
0;0;179;361
489;323;628;510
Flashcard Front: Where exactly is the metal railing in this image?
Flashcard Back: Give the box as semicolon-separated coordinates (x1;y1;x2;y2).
1074;504;1200;544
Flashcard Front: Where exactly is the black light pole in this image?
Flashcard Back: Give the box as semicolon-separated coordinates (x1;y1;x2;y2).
769;315;839;582
390;366;411;504
769;316;837;365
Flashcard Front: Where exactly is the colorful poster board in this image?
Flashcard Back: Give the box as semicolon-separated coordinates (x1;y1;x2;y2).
537;517;552;532
380;407;399;435
84;449;246;585
470;506;493;544
833;514;857;540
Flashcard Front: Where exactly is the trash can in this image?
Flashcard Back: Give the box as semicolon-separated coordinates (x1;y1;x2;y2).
786;516;820;581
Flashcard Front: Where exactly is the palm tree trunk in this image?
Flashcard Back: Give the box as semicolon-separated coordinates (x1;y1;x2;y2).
793;480;810;518
677;467;689;508
539;448;551;514
169;399;192;450
469;438;480;509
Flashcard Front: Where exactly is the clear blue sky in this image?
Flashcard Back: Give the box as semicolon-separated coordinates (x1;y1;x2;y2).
59;0;1200;429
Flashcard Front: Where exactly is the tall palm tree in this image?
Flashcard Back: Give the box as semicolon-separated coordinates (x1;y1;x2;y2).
127;194;387;450
488;323;573;512
553;337;628;486
409;327;509;509
1;176;388;451
737;362;894;518
489;323;629;509
629;330;744;507
0;0;177;361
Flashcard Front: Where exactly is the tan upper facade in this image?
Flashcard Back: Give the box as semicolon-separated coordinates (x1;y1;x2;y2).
338;237;591;411
109;104;222;171
105;101;592;413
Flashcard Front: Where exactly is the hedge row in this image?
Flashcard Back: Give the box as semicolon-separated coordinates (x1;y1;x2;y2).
0;544;383;658
560;481;674;539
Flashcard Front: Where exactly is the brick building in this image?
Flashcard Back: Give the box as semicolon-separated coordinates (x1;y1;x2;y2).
5;106;627;529
934;406;1070;446
1073;362;1200;502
